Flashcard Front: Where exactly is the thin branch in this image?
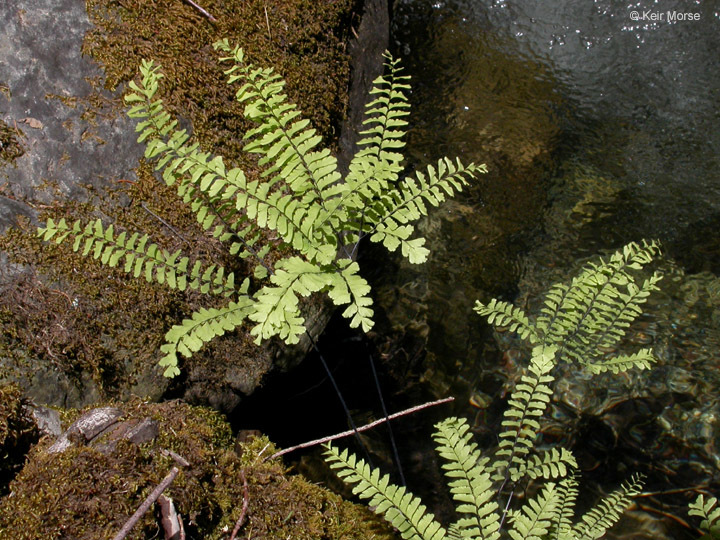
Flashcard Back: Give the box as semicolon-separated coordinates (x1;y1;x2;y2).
112;466;181;540
229;470;250;540
266;397;454;461
181;0;217;22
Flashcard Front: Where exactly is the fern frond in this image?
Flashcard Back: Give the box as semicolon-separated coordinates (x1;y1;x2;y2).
329;52;412;223
572;474;644;540
535;240;662;366
126;60;272;275
585;348;655;374
507;483;559;540
159;290;254;377
508;447;577;483
325;445;447;540
548;476;579;540
38;218;236;296
433;417;500;540
689;494;720;539
362;157;482;264
492;345;556;480
474;298;538;343
215;40;339;216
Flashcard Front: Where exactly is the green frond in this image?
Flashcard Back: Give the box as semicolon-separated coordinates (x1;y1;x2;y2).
332;260;375;332
586;348;655;374
363;158;483;264
572;473;644;540
492;345;556;480
507;483;559;540
433;417;500;540
535;240;662;366
215;40;339;213
689;495;720;539
474;298;537;343
324;444;447;540
335;51;412;219
126;59;270;270
547;476;579;540
38;218;237;296
508;447;577;483
159;292;254;377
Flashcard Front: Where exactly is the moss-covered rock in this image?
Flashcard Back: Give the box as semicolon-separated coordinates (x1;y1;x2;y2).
0;0;359;409
0;399;395;539
0;383;39;496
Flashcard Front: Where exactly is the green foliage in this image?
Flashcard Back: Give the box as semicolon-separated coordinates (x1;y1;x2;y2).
38;42;484;376
325;242;661;540
690;494;720;540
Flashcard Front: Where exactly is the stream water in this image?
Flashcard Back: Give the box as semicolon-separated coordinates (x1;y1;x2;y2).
378;0;720;538
238;2;720;538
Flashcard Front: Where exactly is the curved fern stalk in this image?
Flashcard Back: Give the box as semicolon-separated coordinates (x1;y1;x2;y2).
324;445;447;540
433;417;500;540
506;483;559;540
38;218;236;296
508;447;577;483
689;494;720;540
571;473;644;540
473;298;538;344
547;476;579;540
491;345;556;481
159;291;254;377
125;60;272;277
360;157;483;264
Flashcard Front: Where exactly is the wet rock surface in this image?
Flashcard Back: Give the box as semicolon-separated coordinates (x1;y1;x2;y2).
0;0;366;411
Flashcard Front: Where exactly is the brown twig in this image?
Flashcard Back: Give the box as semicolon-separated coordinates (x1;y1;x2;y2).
112;467;181;540
266;397;455;461
181;0;217;22
264;6;271;40
229;470;249;540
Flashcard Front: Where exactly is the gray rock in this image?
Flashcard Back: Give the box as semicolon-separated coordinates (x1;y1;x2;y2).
48;406;123;453
27;404;61;437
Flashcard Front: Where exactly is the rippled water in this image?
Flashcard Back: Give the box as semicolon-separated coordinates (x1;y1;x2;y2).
378;1;720;538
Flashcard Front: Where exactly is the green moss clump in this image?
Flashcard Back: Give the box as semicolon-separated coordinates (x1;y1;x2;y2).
0;400;394;539
0;119;24;164
0;384;38;495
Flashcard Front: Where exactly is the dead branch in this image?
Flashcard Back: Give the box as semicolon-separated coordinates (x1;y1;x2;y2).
266;396;455;461
181;0;217;22
112;466;181;540
229;470;249;540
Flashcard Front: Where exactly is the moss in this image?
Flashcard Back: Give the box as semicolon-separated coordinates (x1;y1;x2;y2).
0;0;359;398
0;384;38;495
0;400;395;539
0;118;24;164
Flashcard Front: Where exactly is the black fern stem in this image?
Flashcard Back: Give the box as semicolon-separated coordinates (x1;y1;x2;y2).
368;349;406;486
307;332;374;467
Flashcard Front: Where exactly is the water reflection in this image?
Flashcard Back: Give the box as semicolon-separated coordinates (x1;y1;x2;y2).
380;1;720;538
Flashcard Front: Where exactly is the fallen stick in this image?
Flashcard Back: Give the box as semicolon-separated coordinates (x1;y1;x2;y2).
181;0;217;23
112;466;181;540
229;470;249;540
267;396;454;461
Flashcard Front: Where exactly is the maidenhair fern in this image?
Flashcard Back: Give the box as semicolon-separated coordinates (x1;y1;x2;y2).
38;41;484;376
690;494;720;540
326;242;662;540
